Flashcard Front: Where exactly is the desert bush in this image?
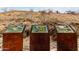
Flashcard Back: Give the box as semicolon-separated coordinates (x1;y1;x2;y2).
66;10;76;15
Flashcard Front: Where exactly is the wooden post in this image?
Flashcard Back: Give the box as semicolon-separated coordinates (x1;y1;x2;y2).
30;25;50;51
55;24;77;51
3;24;25;51
3;33;23;51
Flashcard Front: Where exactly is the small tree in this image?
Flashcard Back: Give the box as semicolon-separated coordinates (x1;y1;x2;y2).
40;10;46;14
39;10;47;23
56;10;60;14
30;9;34;12
48;9;53;14
66;10;76;15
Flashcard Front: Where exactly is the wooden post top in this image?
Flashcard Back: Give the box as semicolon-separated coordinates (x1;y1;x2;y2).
31;25;48;33
55;24;75;33
3;23;26;33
